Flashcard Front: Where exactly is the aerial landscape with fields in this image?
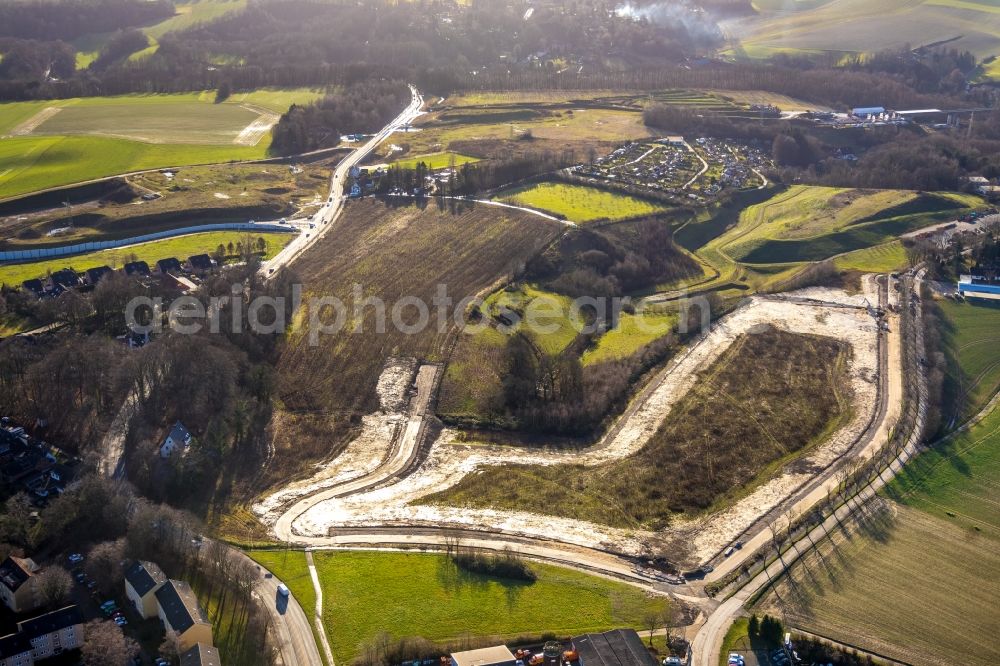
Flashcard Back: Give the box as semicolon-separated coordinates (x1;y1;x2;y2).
0;1;999;666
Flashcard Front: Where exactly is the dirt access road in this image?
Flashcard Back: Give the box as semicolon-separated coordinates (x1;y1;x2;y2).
692;273;925;666
257;282;903;665
263;287;882;567
260;86;424;278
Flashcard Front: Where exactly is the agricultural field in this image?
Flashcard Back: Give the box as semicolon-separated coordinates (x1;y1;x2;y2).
268;200;561;483
0;230;294;287
390;151;480;170
760;403;1000;666
430;328;849;528
250;549;670;665
496;182;668;223
938;298;1000;424
728;0;1000;60
391;104;655;163
0;162;330;248
0;88;326;199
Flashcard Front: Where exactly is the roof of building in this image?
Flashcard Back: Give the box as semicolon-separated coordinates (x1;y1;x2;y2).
157;257;183;273
123;260;151;276
0;632;32;658
21;279;44;293
451;645;516;666
155;580;210;634
852;106;885;115
572;629;658;666
180;642;222;666
163;421;191;448
187;254;214;271
50;269;80;287
86;265;113;282
125;560;167;597
16;605;83;639
0;556;36;593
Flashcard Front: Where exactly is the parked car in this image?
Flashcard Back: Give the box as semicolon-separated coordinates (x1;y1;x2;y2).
74;573;86;583
114;616;128;627
68;553;84;564
277;583;290;597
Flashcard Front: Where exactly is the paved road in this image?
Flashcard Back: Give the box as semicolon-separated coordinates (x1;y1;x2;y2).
233;549;324;666
261;86;424;277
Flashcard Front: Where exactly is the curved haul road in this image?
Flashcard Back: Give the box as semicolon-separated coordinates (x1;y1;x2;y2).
266;284;911;664
261;85;424;277
257;87;921;664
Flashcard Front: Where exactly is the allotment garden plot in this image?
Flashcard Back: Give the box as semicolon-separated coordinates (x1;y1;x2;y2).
572;137;770;204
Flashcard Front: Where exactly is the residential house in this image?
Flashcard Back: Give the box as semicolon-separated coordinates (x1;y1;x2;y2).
124;560;167;619
15;605;83;661
156;257;183;274
159;421;192;459
84;266;113;285
19;280;43;298
180;643;222;666
0;557;39;614
0;632;32;666
48;269;80;291
155;580;213;651
123;261;151;277
187;255;215;274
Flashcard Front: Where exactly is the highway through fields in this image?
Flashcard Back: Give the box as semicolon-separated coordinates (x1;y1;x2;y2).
261;86;424;278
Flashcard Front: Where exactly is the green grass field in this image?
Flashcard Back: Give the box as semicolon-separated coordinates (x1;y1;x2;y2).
938;298;1000;423
582;310;677;366
0;230;293;286
832;241;908;273
497;182;668;223
765;399;1000;665
249;550;669;664
732;0;1000;60
391;151;480;170
484;284;578;356
0;89;325;199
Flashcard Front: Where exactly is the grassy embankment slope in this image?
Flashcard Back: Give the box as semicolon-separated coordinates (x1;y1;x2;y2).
0;231;294;287
250;549;669;664
0;88;325;199
677;186;981;296
430;328;849;528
